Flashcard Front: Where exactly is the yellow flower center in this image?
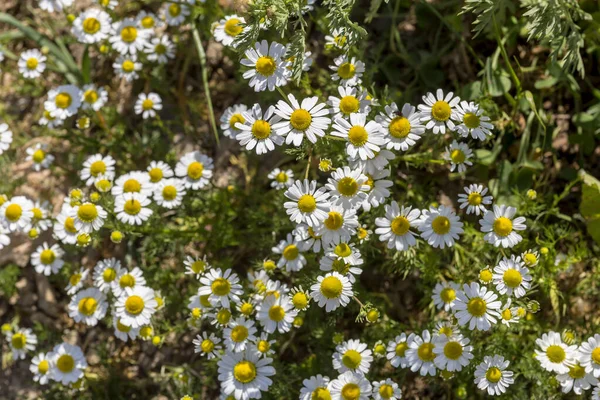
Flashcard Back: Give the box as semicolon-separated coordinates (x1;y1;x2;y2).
120;26;138;43
450;149;466;164
395;342;408;356
11;333;26;349
141;16;155;29
146;168;163;183
233;360;256;384
467;192;482;206
389;116;411;138
486;367;502;383
290;109;312;131
162;185;178;201
311;387;331;400
211;277;231;296
125;295;145;315
439;326;454;336
168;4;181;17
390;216;410;236
78;297;98;316
5;204;22;222
216;309;231;325
347;126;368;146
334;243;352;258
38;360;49;374
77;203;98;222
119;274;135;288
257;340;270;353
297;194;316;213
82;17;101;34
122;60;135;72
339;96;359;115
467;297;487;317
77;233;91;246
26;57;39;70
431;100;451;121
230;325;248;342
275;171;288;183
546;345;566;363
55;92;73;109
56;354;75;373
269;305;286;322
32;207;43;220
224;18;243;36
103;268;116;282
337;62;356;80
201;339;214;353
64;217;77;233
142;99;154;110
440;287;456;303
502;308;513;320
341;383;360;400
255;56;276;76
479;269;492;282
32;149;46;163
503;269;522;288
417;342;435;362
342;349;362;369
568;364;586;379
324;211;343;230
333;35;347;47
251;120;271;139
40;249;56;265
229;113;245;128
187;161;204;180
123;199;141;215
69;273;82;286
90;160;106;176
378;384;394;399
443;341;463;360
523;253;537;267
320;276;343;299
155;44;167;54
431;216;451;235
463;112;480;129
82;90;99;106
240;302;253;315
190;260;206;274
283;244;299;260
337;177;358;197
292;292;308;309
493;217;513;237
357;227;368;239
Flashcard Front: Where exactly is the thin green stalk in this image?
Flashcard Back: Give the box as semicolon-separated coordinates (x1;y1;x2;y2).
192;22;219;146
493;15;522;95
276;87;290;102
304;147;312;179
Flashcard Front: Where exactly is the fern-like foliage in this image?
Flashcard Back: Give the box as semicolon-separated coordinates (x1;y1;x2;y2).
460;0;513;38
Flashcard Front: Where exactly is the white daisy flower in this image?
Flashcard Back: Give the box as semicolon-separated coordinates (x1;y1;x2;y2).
81;84;108;111
208;308;233;328
272;233;306;272
474;355;514;396
154;178;186;209
292;223;323;253
333;339;373;375
433;333;473;372
134;92;162;119
331;113;386;161
213;15;246;47
452;101;494;141
109;18;150;55
193;332;222;359
327;86;371;120
0;123;13;155
315;205;359;246
30;352;52;385
325;166;370;210
68;287;108;326
53;204;78;245
175;151;214;190
256;280;290;303
137;10;163;30
479;204;527;248
284;48;313;73
48;343;87;385
406;330;437;376
80;154;115;186
162;2;190;26
93;258;122;293
535;331;578;374
145;35;176;64
147;160;174;186
18;49;46;79
38;110;64;129
217;348;275;400
376;102;425;151
300;375;331;400
375;202;421;251
283;179;331;227
579;334;600;378
386;333;412;368
44;85;82;120
66;267;89;295
184;255;211;278
26;143;54;171
310;272;353;312
198;268;243;308
418;205;463;249
329;371;372;400
97;0;117;9
113;316;139;342
268;168;294;189
250;332;276;358
115;286;158;329
30;201;52;232
432;281;460;312
113;266;147;298
114;193;153;225
325;28;349;49
329;55;365;87
9;328;37;360
499;298;520;327
457;184;493;215
319;242;363;283
235;103;283;154
39;0;74;13
72;202;107;233
418;89;460;134
444;140;473;173
372;378;402;400
31;242;64;275
453;282;502;331
521;249;540;268
72;9;112;44
273;94;331;145
240;40;290;92
220;104;248;139
256;295;297;334
492;255;532;298
113;54;142;81
223;316;258;352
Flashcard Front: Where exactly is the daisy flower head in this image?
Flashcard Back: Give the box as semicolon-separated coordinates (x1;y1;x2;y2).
268;168;294;190
112;266;146;298
154;178;186;209
292;223;323;253
220;104;248;139
329;371;372;400
333;339;373;375
213;15;246;47
30;352;52;385
444;140;473;173
9;327;37;360
0;123;13;155
272;233;306;272
418;89;460;134
113;54;142;81
474;355;515;396
535;331;578;374
198;268;243;308
240;40;290;92
147;160;174;187
66;267;89;295
223;316;258;352
406;330;437;376
113;316;140;342
235;104;284;154
290;286;311;311
72;202;107;233
48;342;87;385
81;84;108;111
26;143;54;171
418;205;463;249
18;49;47;79
193;331;222;359
134;92;162;119
320;242;363;282
53;204;78;245
433;333;474;372
453;101;494;141
521;249;540;268
72;9;112;44
273;94;331;146
434;321;459;339
315;205;359;246
217;348;275;400
375;202;421;251
250;332;276;358
479;204;527;248
372;378;402;400
325;166;370;209
114;193;153;225
329;55;365;87
115;286;158;329
92;174;113;193
457;184;493;215
38;110;64;128
578;334;600;377
68;287;108;326
453;282;502;331
39;0;74;12
97;0;117;9
93;258;122;293
492;255;532;298
300;375;331;400
432;281;460;312
310;272;353;312
31;242;64;275
184;255;211;278
109;18;150;55
80;154;115;186
137;10;163;30
325;28;348;49
328;86;371;120
331;113;386;161
256;295;298;334
376;102;425;151
557;362;598;394
283;179;330;227
145;36;176;64
386;333;412;368
162;2;190;26
175;151;214;190
44;84;82;120
499;299;520;327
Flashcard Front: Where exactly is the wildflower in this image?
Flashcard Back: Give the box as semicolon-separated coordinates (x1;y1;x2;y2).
330;55;365;86
9;328;37;360
68;287;108;326
273;94;331;145
453;282;502;331
162;2;190;26
66;267;89;295
223;316;258;352
1;196;34;232
193;332;222;359
527;189;537;200
213;15;246;47
235;104;283;154
80;154;115;186
175;151;214;190
290;286;311;310
418;205;463;249
135;92;162;119
198;268;243;308
113;267;147;298
452;101;493;140
492;256;532;298
479;205;527;248
272;233;306;272
268;168;294;190
136;10;162;30
315;205;359;246
406;330;437;376
110;18;150;55
418;89;460;134
433;333;473;372
521;249;539;268
115;286;158;328
372;378;402;400
72;9;112;44
240;40;290;92
444;141;473;173
31;242;65;275
331;113;386;161
154;178;186;209
30;352;52;385
333;339;373;375
93;258;122;293
328;86;371;120
432;281;460;312
310;272;353;312
48;343;87;384
578;334;600;377
535;331;578;374
325;28;348;49
300;375;331;400
256;295;298;334
474;355;515;396
284;179;330;227
217;348;276;399
80;84;108;111
386;333;412;368
72;201;107;233
18;49;46;79
220;104;248;139
377;102;425;151
144;36;175;64
556;362;598;394
114;55;142;81
325;166;370;209
375;202;421;251
457;184;493;216
329;371;372;400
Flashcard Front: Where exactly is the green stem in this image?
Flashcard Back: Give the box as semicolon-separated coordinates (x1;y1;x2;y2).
493;15;522;95
276;87;290;103
304;147;312;179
